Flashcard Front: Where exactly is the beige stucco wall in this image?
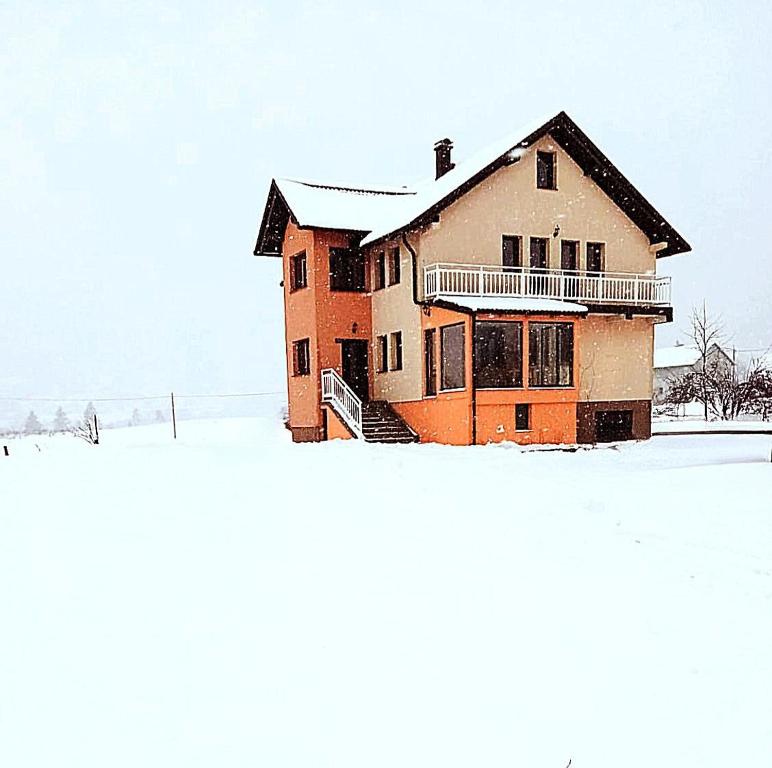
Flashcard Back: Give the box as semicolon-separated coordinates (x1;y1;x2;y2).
578;315;655;401
369;236;423;402
416;135;655;293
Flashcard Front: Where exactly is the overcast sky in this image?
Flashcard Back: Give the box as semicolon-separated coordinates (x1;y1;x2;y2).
2;0;771;413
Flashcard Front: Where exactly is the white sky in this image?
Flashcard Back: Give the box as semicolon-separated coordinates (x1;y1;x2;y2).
2;0;771;411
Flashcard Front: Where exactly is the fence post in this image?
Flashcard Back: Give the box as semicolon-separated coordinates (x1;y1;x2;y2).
93;414;100;445
3;445;8;457
171;392;177;439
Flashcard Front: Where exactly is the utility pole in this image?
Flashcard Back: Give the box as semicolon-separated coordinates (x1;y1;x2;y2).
171;392;177;439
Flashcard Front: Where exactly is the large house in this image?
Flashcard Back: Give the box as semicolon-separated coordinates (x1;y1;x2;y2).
254;111;691;445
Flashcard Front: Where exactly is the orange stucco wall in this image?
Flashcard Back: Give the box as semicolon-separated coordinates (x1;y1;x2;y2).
393;306;580;446
323;405;355;440
282;222;371;438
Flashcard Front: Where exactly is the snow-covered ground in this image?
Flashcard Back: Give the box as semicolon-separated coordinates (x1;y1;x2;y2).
1;413;771;768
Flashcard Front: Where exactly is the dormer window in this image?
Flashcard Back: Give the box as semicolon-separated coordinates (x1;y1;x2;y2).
536;151;556;190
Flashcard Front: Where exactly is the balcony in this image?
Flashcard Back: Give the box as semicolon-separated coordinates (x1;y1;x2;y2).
424;263;671;307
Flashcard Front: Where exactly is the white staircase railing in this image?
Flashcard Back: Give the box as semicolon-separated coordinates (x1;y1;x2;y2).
321;368;363;439
424;263;671;307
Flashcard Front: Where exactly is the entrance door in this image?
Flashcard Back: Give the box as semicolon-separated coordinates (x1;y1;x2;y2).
341;340;369;402
595;410;633;442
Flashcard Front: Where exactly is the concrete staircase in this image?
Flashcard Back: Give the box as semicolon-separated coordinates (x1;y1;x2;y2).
361;401;419;444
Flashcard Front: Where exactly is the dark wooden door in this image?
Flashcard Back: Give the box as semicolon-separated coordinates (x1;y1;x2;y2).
424;329;437;396
341;340;369;402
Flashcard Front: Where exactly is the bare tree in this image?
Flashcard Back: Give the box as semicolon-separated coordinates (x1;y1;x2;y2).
689;302;724;420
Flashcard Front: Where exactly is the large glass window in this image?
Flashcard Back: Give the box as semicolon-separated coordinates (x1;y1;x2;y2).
529;323;573;387
329;248;366;291
440;323;465;391
474;321;522;388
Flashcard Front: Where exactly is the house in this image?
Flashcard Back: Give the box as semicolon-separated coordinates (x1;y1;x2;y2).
653;343;734;403
254;111;691;445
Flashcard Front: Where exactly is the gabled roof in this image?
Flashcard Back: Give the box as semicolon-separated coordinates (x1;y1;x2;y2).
254;111;691;258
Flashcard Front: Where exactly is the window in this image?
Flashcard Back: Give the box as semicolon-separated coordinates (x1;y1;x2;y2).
530;237;549;269
502;235;521;268
424;329;437;396
292;338;310;376
389;331;403;371
474;321;522;388
389;247;401;285
374;251;386;290
290;251;307;291
587;242;605;273
441;323;465;390
376;334;388;373
536;150;556;190
515;403;530;431
560;240;578;272
529;323;573;387
330;248;366;291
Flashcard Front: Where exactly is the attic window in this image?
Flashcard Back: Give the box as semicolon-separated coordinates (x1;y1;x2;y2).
536;151;557;190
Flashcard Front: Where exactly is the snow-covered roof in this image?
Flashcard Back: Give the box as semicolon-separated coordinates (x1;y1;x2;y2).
274;178;415;233
254;110;692;258
654;345;702;369
437;297;588;314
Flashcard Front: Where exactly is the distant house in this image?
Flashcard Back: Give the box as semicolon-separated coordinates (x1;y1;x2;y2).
653;343;734;403
254;110;691;445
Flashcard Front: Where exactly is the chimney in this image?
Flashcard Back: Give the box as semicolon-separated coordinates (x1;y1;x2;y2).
434;138;455;179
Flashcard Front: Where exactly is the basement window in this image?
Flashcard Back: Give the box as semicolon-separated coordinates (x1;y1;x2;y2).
515;404;531;431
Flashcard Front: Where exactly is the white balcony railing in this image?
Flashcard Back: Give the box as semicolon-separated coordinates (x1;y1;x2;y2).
321;368;363;438
424;263;671;306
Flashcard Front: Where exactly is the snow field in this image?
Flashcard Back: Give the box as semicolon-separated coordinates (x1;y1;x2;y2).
1;416;771;768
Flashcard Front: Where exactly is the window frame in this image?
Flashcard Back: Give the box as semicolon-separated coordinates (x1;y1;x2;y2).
376;334;388;373
374;251;386;291
388;247;401;286
529;237;549;270
329;247;366;292
290;251;308;292
502;235;522;269
440;322;466;392
292;338;311;377
560;240;579;272
536;150;557;190
586;241;605;273
528;322;574;388
424;328;437;397
473;320;523;389
389;331;403;371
